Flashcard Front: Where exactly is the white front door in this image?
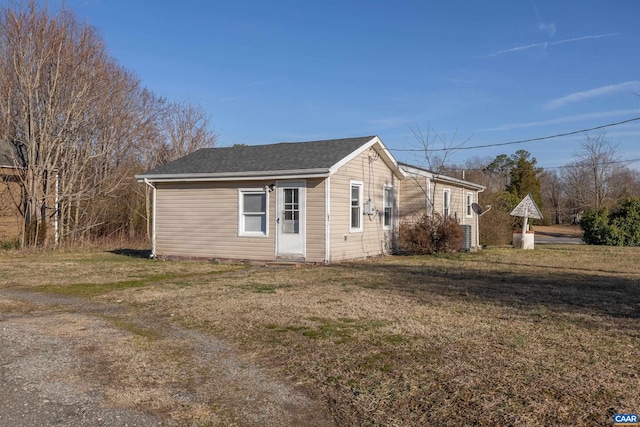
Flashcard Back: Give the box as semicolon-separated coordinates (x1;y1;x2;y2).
276;181;305;258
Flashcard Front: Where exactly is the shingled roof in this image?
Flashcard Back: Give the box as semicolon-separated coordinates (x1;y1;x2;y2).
138;136;394;180
0;140;26;168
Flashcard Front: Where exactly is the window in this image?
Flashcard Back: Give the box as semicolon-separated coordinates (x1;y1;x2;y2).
425;178;432;217
239;189;268;236
350;181;363;232
282;188;299;234
466;192;473;217
443;189;451;218
383;186;393;229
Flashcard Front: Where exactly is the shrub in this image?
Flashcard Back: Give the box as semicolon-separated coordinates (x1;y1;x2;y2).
399;213;464;254
1;238;20;250
581;198;640;246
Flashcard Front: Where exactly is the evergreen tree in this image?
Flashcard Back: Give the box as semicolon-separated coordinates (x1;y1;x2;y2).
506;150;543;208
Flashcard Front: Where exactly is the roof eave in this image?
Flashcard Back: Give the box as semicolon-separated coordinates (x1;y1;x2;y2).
400;163;486;191
328;136;406;179
136;168;332;183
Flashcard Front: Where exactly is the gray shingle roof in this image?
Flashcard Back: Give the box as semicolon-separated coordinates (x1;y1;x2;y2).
0;140;26;167
139;136;377;177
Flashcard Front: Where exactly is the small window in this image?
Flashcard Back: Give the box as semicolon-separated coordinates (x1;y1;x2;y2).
443;189;451;218
350;181;363;232
466;192;473;217
239;189;268;236
383;186;393;229
425;178;432;217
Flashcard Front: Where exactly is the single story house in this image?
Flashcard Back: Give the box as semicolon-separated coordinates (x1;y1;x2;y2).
136;136;485;263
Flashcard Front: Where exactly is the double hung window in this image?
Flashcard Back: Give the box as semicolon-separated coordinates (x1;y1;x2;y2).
443;189;451;218
383;186;393;229
239;189;267;236
350;181;363;232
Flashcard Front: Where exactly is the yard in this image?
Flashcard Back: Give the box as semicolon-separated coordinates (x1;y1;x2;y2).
1;245;639;426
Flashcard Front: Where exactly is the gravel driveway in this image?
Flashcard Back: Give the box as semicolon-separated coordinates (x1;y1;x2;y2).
0;290;335;426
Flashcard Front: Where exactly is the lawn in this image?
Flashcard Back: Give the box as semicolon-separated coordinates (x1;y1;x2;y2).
1;245;639;426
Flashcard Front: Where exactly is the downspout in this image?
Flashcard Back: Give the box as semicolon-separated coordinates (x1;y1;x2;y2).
476;187;485;250
395;175;400;254
143;178;157;258
324;177;331;263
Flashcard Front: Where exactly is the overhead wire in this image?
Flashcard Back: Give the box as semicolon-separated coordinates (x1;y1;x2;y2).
390;117;640;152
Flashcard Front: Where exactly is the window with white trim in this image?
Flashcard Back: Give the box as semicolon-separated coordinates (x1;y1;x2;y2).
239;189;268;236
425;178;432;216
443;189;451;218
383;186;393;229
350;181;363;232
466;192;473;217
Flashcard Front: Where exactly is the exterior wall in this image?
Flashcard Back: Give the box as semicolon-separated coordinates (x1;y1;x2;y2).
0;169;22;241
304;178;326;262
400;173;481;249
328;147;400;262
154;178;326;262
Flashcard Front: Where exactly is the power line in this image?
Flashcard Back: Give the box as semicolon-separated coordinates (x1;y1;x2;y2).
457;157;640;172
391;117;640;152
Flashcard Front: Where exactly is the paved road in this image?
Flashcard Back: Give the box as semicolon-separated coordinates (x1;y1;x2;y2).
535;231;584;245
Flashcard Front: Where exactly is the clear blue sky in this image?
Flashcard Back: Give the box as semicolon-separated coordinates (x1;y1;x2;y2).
51;1;640;169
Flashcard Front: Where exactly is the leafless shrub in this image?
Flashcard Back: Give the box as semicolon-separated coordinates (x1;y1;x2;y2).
399;212;463;254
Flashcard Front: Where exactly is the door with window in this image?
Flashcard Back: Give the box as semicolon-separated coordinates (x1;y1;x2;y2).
276;181;305;257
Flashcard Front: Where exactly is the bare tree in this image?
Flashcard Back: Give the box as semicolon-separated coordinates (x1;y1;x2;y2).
0;2;109;245
407;123;470;215
0;1;217;246
562;132;622;212
539;170;566;224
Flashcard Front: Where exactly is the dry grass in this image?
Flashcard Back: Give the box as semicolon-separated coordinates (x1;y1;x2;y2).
1;246;639;425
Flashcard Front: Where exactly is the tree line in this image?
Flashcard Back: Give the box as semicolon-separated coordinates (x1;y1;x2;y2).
0;1;216;247
457;132;640;245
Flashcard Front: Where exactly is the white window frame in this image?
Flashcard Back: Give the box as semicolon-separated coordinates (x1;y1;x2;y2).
350;181;363;232
383;185;393;230
425;178;432;217
238;188;269;237
443;189;451;218
466;192;473;218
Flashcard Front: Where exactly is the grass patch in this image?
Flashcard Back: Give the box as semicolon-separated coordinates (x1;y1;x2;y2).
2;245;640;426
34;270;231;297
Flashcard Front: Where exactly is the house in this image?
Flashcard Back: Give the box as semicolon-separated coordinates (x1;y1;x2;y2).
136;136;485;263
137;136;403;263
0;140;25;242
399;162;485;250
0;140;58;245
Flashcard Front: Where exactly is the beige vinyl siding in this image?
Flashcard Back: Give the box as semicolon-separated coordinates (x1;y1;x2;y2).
400;173;480;249
155;181;275;260
155;179;328;262
304;178;326;262
329;148;399;262
399;175;428;220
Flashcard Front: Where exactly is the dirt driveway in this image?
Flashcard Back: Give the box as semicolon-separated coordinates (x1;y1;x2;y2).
0;287;335;426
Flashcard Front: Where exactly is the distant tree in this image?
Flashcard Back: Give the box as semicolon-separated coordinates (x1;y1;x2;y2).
539;170;566;224
506;150;542;208
562;133;623;212
484;154;513;188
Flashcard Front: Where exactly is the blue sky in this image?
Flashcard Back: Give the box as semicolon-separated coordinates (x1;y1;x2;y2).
52;1;640;169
